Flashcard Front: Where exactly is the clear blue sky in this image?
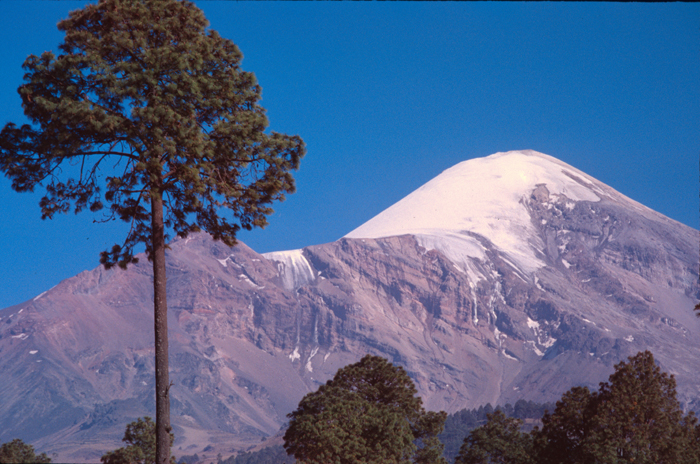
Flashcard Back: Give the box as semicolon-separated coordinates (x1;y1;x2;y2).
0;2;698;309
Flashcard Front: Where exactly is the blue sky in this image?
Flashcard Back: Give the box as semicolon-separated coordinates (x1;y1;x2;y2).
0;2;698;309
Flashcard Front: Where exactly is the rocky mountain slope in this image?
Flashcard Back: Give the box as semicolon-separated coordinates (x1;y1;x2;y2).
0;150;697;462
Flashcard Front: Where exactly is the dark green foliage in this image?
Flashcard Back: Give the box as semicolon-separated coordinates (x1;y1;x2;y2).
283;355;447;464
0;439;51;463
0;2;303;462
452;351;699;464
440;401;554;461
534;351;700;464
219;446;294;464
532;386;596;464
455;410;534;464
0;0;304;268
101;417;176;464
585;350;698;463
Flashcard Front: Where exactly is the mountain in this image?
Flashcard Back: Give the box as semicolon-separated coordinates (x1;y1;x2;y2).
0;150;697;462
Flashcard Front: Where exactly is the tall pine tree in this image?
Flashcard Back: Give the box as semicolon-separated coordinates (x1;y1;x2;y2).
0;1;304;462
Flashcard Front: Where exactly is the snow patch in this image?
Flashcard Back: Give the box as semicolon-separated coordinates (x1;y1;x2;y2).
469;281;479;325
263;249;316;290
238;274;264;290
306;347;319;372
33;292;46;301
534;276;544;290
527;317;540;330
562;259;571;269
11;333;28;340
415;233;487;273
289;347;300;362
526;341;545;357
29;350;38;355
624;335;634;342
217;256;241;268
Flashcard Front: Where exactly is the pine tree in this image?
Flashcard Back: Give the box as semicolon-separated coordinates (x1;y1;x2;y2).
0;439;51;464
535;351;700;464
0;1;304;462
283;355;447;464
534;386;597;464
455;410;534;464
586;351;698;463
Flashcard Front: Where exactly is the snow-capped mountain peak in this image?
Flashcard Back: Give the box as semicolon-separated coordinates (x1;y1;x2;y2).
346;150;609;274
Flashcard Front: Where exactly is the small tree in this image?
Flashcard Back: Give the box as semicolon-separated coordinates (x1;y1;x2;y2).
101;417;175;464
0;439;51;464
0;1;304;462
455;410;534;464
283;355;447;464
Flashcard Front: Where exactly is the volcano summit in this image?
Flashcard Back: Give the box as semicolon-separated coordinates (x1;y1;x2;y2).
0;150;697;461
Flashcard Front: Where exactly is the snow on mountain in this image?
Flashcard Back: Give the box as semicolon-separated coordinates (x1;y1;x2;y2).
263;249;316;290
1;149;697;462
346;150;617;274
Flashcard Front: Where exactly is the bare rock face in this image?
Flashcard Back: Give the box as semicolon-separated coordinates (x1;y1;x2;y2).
0;151;697;461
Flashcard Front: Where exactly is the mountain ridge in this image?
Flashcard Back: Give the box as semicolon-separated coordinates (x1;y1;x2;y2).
0;150;697;462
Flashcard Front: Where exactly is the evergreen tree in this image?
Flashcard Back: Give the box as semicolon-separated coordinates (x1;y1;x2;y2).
0;439;51;464
535;351;700;464
101;417;175;464
455;410;534;464
586;351;698;463
533;386;597;464
0;1;304;462
283;355;447;464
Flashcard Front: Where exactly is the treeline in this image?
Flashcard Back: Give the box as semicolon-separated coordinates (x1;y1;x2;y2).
209;399;555;464
440;400;555;461
217;446;293;464
218;351;700;464
454;351;700;464
6;350;695;464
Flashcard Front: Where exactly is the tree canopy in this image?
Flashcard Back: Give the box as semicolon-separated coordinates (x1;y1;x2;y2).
0;0;304;268
283;355;447;464
454;410;534;464
457;351;700;464
0;439;51;464
101;417;175;464
0;1;304;462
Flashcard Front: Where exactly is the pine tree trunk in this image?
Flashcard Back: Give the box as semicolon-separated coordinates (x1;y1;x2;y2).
151;192;171;464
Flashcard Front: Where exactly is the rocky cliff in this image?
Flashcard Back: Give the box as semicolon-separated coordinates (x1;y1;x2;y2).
0;150;697;462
